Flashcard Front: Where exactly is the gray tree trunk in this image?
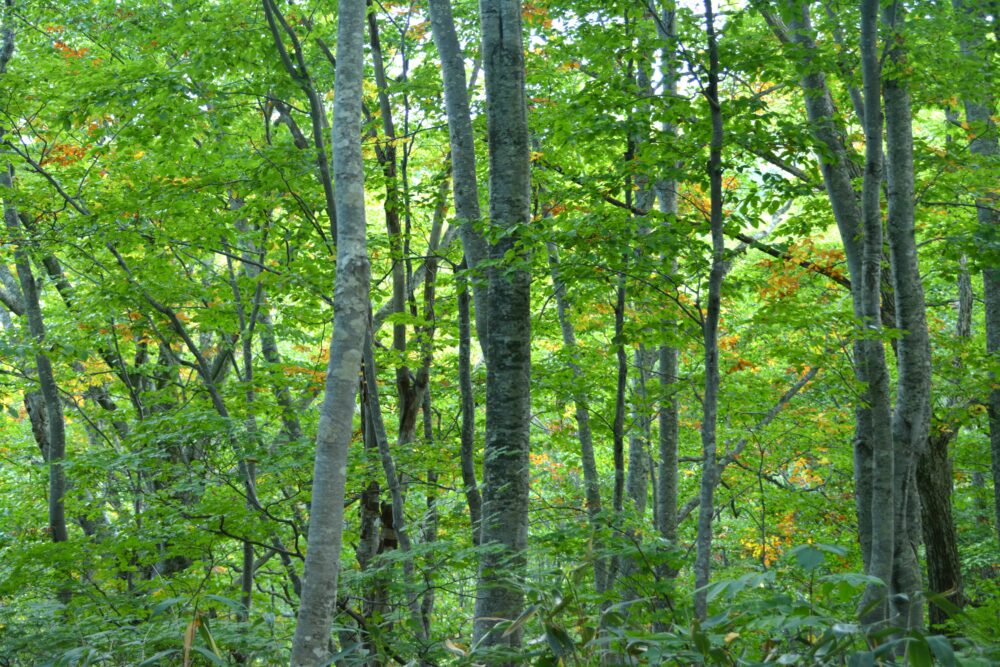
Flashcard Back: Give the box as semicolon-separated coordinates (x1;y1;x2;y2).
655;6;680;582
472;0;532;654
428;0;491;351
1;176;71;555
882;2;931;631
289;0;370;662
858;0;895;627
773;4;880;579
457;264;483;546
693;0;725;621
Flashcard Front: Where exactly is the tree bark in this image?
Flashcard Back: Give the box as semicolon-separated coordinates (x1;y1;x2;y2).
882;2;931;631
771;2;879;578
655;7;681;597
1;5;70;581
289;0;370;661
457;263;483;546
472;0;532;655
858;0;895;627
693;0;725;621
428;0;491;352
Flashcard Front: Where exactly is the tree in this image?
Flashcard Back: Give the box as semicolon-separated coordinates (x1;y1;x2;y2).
289;0;369;662
473;0;533;654
693;0;726;621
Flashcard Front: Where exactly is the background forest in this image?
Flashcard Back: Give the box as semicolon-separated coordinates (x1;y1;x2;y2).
0;0;998;664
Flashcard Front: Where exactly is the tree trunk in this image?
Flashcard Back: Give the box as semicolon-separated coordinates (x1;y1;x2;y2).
693;0;725;621
882;2;931;631
428;0;491;351
1;173;71;573
773;3;877;578
473;0;532;655
918;432;964;626
289;0;370;661
546;242;606;593
654;8;681;610
457;264;483;546
858;0;895;627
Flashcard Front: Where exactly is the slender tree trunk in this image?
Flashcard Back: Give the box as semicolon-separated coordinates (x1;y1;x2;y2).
428;0;490;351
613;277;628;519
421;391;438;639
262;0;337;243
882;2;930;631
456;263;482;546
858;0;895;627
473;0;532;654
2;173;71;568
623;57;655;592
290;0;369;661
693;0;725;621
362;331;426;641
546;242;606;593
655;8;681;605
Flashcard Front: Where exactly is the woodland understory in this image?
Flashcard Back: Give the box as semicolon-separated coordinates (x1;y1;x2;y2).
0;0;999;665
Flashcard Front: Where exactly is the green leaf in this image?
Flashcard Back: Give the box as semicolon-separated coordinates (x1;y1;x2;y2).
137;649;180;666
149;597;187;618
543;623;575;657
847;652;874;667
906;636;933;667
795;546;824;571
190;646;226;666
197;616;222;657
925;635;956;667
502;604;538;638
204;593;246;614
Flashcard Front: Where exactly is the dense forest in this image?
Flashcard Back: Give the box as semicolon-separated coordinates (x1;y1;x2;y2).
0;0;998;664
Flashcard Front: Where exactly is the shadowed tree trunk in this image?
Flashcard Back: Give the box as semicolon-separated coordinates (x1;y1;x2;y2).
472;0;533;656
693;0;725;621
1;9;70;592
456;263;482;546
857;0;896;627
882;2;931;631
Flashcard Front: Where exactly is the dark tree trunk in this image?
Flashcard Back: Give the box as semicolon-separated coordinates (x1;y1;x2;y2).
858;0;895;627
693;0;725;621
473;0;532;656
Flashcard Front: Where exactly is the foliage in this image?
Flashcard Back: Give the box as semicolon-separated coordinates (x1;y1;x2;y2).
0;0;997;664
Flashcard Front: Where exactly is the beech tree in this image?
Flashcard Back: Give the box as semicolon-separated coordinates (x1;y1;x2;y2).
289;0;368;662
472;0;533;655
